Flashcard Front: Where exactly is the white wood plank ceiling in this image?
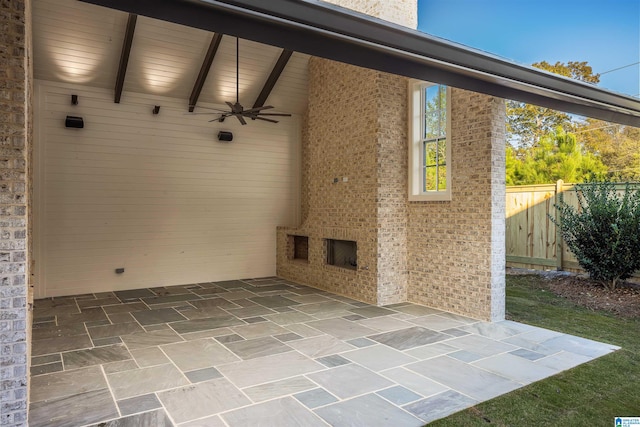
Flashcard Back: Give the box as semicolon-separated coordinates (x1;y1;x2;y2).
33;0;310;114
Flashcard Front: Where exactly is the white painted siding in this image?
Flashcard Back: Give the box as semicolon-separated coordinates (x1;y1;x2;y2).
34;81;301;297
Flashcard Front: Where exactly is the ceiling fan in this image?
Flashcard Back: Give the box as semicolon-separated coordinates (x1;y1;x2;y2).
191;37;291;125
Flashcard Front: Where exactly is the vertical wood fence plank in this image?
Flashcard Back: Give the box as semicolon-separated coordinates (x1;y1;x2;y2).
555;179;563;271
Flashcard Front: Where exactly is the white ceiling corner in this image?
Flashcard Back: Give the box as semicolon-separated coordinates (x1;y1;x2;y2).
32;0;310;114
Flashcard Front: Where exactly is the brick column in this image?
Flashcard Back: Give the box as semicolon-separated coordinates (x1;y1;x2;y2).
275;0;415;306
407;89;506;321
0;0;32;425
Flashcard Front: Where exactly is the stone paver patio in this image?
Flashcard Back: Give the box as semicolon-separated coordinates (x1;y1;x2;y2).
29;277;618;426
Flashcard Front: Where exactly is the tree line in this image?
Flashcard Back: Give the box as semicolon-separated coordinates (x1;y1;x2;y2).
506;61;640;185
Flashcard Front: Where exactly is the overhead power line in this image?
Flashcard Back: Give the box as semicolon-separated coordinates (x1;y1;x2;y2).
573;124;622;134
599;61;640;75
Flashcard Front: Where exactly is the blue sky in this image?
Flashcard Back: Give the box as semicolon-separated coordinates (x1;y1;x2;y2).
417;0;640;98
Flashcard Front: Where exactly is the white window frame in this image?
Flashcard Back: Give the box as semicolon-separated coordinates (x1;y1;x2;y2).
408;80;452;201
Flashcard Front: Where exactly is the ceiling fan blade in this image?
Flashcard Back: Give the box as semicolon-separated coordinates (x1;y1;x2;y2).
185;112;225;115
225;101;235;110
254;116;279;123
236;115;247;125
208;113;230;122
255;113;292;117
189;105;228;113
243;105;273;114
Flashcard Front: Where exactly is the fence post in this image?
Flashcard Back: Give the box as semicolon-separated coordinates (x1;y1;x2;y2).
555;179;564;271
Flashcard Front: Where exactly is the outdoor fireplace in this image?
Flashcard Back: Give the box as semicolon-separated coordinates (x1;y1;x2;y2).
326;239;357;270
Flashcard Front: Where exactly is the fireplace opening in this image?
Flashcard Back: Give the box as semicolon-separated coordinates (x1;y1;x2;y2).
288;235;309;262
326;239;357;270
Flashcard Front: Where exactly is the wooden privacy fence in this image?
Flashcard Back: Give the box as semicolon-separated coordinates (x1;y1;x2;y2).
505;180;640;278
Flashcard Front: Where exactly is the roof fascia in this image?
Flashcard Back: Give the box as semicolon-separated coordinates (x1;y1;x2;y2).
79;0;640;126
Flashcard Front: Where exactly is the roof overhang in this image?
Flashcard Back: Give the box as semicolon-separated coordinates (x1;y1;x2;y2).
79;0;640;127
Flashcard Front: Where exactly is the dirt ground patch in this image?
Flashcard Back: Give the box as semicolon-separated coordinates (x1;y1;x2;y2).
507;268;640;318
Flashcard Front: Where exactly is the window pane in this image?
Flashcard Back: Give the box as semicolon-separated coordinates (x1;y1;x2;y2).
437;138;447;166
424;166;437;191
438;106;446;138
424;85;439;107
424;86;446;139
438;165;447;190
424;111;441;139
424;141;437;167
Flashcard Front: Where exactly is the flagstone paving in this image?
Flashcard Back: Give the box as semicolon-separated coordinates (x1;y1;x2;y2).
29;277;619;426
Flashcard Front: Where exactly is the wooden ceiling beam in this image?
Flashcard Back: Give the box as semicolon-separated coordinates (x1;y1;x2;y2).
189;33;224;112
252;49;293;109
114;13;137;104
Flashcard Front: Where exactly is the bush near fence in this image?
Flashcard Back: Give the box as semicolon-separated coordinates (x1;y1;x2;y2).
505;180;640;278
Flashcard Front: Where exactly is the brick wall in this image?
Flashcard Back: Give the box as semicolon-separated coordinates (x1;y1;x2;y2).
277;0;415;306
277;0;507;319
0;0;32;425
279;84;506;320
277;59;382;304
375;72;409;304
407;89;506;321
325;0;417;28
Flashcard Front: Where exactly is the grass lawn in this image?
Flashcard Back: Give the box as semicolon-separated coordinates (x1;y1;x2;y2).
429;274;640;426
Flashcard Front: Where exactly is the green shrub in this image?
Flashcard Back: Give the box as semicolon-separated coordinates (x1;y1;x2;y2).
552;181;640;289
